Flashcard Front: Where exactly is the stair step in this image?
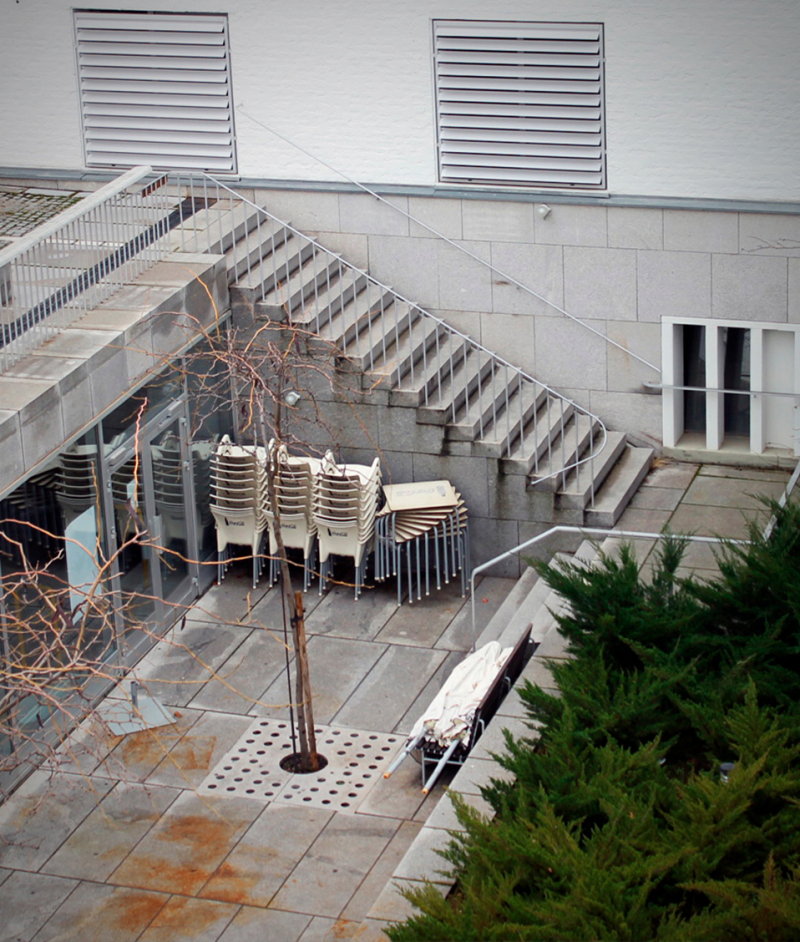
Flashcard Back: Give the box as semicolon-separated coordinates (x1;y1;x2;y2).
367;317;449;397
556;430;627;510
342;300;419;370
441;369;522;442
255;241;329;304
472;381;548;458
584;445;655;527
501;401;576;475
527;412;599;491
476;566;540;647
235;236;315;298
288;273;371;334
529;542;597;644
416;349;496;428
225;222;293;285
179;201;265;256
389;336;470;407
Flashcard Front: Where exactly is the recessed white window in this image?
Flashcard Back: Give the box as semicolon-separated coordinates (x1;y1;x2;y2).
433;20;606;189
74;10;237;173
662;318;800;456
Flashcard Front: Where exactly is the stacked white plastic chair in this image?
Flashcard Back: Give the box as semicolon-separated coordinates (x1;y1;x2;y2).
375;480;470;605
312;451;382;599
151;432;185;550
210;435;268;588
264;443;322;591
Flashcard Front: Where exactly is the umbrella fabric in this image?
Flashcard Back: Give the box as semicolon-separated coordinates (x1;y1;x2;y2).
408;641;511;746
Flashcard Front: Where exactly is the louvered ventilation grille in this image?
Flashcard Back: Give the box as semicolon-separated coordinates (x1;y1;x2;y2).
434;21;605;189
74;11;236;172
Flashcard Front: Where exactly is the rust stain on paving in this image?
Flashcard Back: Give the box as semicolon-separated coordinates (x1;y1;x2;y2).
116;726;181;766
149;896;231;934
198;860;260;905
165;735;217;771
113;814;241;896
106;890;168;933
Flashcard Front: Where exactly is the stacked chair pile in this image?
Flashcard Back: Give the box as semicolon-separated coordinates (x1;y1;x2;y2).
312;451;382;599
375;479;470;604
151;432;185;551
57;447;98;526
210;435;268;588
264;443;322;592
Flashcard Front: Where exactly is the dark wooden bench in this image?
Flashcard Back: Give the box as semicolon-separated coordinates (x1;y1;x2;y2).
418;624;533;792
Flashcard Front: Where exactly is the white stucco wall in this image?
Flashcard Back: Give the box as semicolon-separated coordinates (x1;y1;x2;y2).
1;0;799;201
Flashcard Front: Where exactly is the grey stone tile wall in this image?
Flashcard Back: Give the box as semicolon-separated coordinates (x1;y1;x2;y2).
254;189;799;447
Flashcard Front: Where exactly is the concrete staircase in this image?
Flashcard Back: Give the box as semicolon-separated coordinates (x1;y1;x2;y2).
182;196;653;555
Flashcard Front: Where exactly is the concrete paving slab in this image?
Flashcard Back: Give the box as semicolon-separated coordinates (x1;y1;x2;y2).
614;507;674;534
246;583;325;629
297;916;362;941
354;757;429;821
30;883;169;942
450;755;516;796
0;871;78;942
698;465;790;482
42;781;178;882
640;460;699;489
365;875;445;929
629;486;685;511
0;868;9;887
146;711;256;792
216;906;311;942
434;577;516;652
187;628;291;714
100;709;199;783
199;804;332;907
342;821;422;922
374;580;468;647
108;791;263;897
251;637;387;724
392;827;455;886
132;622;252;707
669;503;761;540
0;771;114;872
270;812;399;918
189;571;270;623
305;583;402;642
470;715;532;761
333;646;447;733
137;896;239;942
680;474;788;510
424;791;495;833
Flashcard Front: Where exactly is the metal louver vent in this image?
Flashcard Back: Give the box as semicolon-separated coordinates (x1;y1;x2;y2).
434;20;605;189
74;10;237;173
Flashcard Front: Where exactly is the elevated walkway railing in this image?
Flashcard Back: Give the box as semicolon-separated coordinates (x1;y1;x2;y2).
0;166;173;372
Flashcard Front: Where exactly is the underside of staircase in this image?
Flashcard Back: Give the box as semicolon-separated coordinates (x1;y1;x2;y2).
185;197;654;562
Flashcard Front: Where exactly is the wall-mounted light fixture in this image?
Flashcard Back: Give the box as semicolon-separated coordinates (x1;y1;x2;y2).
536;203;551;219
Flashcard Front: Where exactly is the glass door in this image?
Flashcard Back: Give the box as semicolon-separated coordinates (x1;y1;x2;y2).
105;399;199;660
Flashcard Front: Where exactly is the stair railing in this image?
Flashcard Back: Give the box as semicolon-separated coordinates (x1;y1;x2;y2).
171;172;609;500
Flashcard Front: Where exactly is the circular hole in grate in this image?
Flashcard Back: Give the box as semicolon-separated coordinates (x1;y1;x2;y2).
279;752;330;774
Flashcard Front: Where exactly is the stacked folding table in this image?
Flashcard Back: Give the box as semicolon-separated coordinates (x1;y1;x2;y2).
375;479;470;605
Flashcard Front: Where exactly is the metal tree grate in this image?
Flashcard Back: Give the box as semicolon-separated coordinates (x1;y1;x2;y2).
198;718;401;812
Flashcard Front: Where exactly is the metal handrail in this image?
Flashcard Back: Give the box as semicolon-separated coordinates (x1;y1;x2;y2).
236;107;661;377
468;456;800;648
178;172;609;496
0;165;175;372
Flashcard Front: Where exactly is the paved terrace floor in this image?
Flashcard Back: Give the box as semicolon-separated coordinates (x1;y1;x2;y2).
0;460;791;942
